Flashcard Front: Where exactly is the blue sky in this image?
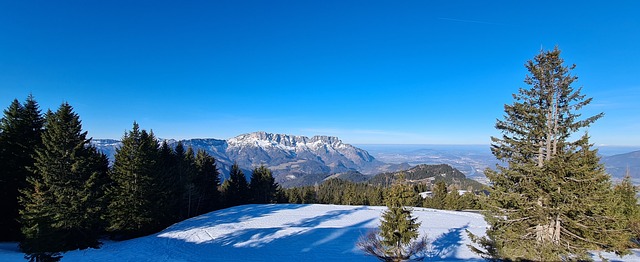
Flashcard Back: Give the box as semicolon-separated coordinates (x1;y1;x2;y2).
1;1;638;145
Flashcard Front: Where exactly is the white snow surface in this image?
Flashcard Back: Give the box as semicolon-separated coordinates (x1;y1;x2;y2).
1;204;639;261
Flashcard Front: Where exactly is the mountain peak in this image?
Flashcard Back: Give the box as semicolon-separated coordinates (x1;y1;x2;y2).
229;131;344;148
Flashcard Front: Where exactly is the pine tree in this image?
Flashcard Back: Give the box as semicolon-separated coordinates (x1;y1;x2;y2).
470;47;630;260
193;149;221;215
425;180;447;209
19;102;108;260
155;141;181;226
358;173;426;261
614;174;640;247
221;162;249;207
180;146;198;218
249;165;280;204
106;122;163;238
0;96;44;241
444;186;461;210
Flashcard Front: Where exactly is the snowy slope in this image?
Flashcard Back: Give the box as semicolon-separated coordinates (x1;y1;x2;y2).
1;204;638;261
0;204;487;261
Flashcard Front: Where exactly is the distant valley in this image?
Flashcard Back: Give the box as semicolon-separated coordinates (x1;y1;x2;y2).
360;144;640;184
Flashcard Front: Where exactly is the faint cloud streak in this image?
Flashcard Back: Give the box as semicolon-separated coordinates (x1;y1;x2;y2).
438;17;501;26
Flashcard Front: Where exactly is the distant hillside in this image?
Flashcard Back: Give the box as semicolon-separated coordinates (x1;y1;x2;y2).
368;164;485;190
602;150;640;183
279;171;371;188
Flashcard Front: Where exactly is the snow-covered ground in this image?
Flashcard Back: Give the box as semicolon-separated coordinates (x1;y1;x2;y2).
0;204;639;261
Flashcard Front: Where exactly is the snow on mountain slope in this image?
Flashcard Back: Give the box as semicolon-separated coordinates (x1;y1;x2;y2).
226;132;385;177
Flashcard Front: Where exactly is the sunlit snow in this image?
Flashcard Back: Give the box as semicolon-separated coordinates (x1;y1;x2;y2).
0;204;638;261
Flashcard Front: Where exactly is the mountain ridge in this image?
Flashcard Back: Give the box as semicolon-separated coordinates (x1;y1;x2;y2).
91;131;406;181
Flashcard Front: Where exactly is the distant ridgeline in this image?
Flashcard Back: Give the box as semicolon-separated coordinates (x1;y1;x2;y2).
280;164;486;191
91;131;410;181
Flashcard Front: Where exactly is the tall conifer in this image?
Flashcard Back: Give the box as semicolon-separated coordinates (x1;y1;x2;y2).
181;146;197;218
156;141;181;226
358;173;426;261
221;163;249;207
470;48;630;260
0;96;43;241
249;165;280;204
19;102;108;261
193;149;221;215
106;122;162;238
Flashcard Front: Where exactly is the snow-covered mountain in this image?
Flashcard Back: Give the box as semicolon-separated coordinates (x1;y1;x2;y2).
91;131;405;180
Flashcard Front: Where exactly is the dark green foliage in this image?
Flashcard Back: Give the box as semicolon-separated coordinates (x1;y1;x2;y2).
422;180;482;210
614;175;640;246
284;178;385;206
249;165;281;204
221;162;250;207
280;171;371;188
380;174;420;249
317;178;385;206
424;181;447;209
285;186;319;204
0;96;44;241
19;103;109;256
178;145;198;218
106;122;164;238
155;141;182;226
358;174;427;261
472;47;630;261
192;149;222;215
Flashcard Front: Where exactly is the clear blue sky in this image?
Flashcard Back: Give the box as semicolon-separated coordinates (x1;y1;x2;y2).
1;1;638;145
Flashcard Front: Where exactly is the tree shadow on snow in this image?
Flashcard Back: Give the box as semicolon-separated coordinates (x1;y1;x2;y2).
156;205;380;261
206;206;369;248
160;204;306;233
422;224;483;261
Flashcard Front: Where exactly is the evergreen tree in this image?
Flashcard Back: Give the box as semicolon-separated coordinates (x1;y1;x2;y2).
0;96;44;241
106;122;163;238
19;102;108;260
614;174;640;246
358;174;426;261
155;141;181;226
193;149;221;215
221;162;249;207
444;186;461;210
470;47;630;260
425;180;447;209
179;146;198;218
249;165;280;204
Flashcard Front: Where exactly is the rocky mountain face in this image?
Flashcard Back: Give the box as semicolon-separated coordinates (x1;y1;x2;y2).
91;131;406;181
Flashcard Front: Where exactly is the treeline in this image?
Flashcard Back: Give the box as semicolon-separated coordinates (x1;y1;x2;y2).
0;96;283;261
284;178;482;210
368;164;485;190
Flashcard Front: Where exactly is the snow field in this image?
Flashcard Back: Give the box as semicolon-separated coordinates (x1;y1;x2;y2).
1;204;637;261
